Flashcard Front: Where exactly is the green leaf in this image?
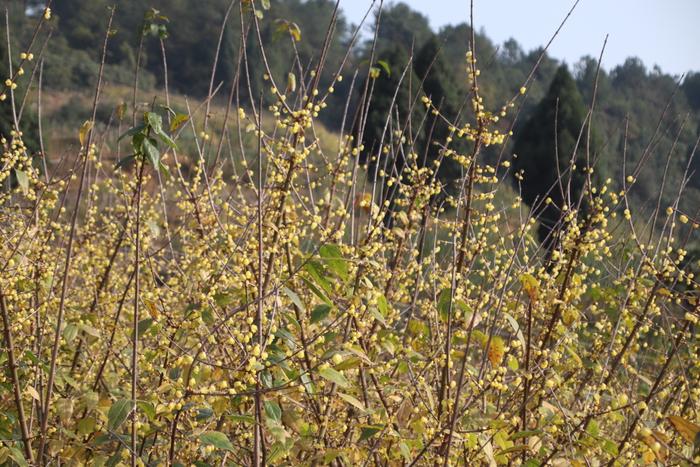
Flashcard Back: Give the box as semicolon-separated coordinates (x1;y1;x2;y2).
142;137;161;167
14;168;28;194
107;399;133;431
63;323;79;343
264;401;281;422
199;431;234;451
323;449;341;463
376;60;391;77
81;390;99;411
260;0;271;9
196;407;214;421
267;442;289;463
118;124;146;142
310;304;331;323
154;127;176;149
158;160;171;180
77;417;96;435
229;414;254;424
213;292;235;307
7;447;28;467
274;328;297;349
137;401;156;421
282;286;305;312
301;276;331;305
509;430;542;440
586;419;600;437
601;438;618;456
80;323;101;338
369;307;387;327
437;288;453;321
137;318;154;336
358;424;383;441
261;370;273;388
115;154;136;170
304;260;333;296
319;367;349;388
300;372;315;394
319;244;348;281
56;398;74;422
145;112;163;133
399;441;411;461
376;294;388;316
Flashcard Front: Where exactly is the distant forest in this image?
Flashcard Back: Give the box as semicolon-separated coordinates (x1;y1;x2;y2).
4;0;700;213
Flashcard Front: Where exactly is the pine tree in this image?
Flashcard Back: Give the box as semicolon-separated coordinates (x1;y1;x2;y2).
357;44;423;226
414;34;461;191
512;64;597;246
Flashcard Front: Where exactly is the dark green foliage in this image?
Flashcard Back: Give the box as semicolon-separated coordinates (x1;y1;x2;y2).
360;45;417;177
684;72;700;111
414;35;462;191
0;0;695;215
374;2;432;50
239;0;349;115
0;19;38;152
356;44;425;226
512;65;596;244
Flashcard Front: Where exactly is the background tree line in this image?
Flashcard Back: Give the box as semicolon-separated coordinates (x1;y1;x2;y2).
5;0;700;217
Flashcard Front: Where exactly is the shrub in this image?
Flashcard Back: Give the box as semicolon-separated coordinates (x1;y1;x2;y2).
0;3;698;466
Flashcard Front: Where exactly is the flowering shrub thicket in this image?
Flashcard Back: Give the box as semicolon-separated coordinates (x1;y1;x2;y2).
1;3;699;466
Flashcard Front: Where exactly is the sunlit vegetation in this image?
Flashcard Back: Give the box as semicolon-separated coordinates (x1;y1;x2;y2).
1;1;699;466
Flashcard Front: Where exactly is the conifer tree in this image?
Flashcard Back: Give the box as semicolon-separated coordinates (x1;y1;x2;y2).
414;34;461;191
358;44;423;226
512;64;597;245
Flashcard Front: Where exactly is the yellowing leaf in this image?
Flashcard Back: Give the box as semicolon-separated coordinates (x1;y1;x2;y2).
79;120;93;146
145;299;159;319
641;448;656;464
519;273;539;302
116;102;127;121
77;417;96;436
14;169;28;194
640;430;668;462
488;336;505;366
667;415;700;444
396;398;412;428
170;113;189;133
56;398;74;423
25;386;40;401
286;72;296;93
338;393;366;413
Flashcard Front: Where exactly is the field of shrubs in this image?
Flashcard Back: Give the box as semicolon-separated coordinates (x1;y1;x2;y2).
0;2;699;466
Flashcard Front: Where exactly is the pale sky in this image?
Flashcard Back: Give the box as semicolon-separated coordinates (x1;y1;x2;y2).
340;0;700;76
